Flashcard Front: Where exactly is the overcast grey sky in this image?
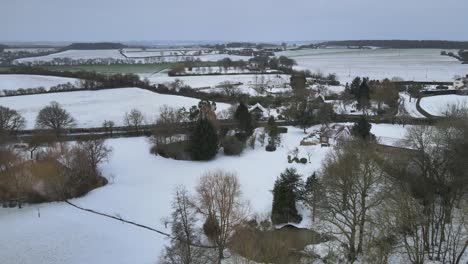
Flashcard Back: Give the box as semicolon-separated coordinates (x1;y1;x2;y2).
2;0;467;42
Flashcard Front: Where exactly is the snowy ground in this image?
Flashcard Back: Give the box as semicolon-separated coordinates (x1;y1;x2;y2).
14;49;126;63
277;48;468;83
141;72;291;96
0;74;80;91
419;94;468;116
398;92;426;118
14;49;251;64
0;123;413;264
0;88;231;128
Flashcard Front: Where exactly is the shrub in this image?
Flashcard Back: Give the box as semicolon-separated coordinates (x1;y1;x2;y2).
277;127;288;134
155;141;191;160
223;136;244;156
265;144;276;152
299;158;308;164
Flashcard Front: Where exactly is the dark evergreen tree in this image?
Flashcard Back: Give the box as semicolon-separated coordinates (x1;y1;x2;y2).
295;100;315;133
357;78;370;110
266;116;280;147
271;168;303;224
350;77;361;96
351;116;373;140
234;103;254;136
190;119;219;160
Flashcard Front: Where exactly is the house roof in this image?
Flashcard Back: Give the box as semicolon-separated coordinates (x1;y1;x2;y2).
249;103;267;113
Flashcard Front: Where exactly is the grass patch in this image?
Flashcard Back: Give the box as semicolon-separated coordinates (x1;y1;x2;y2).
230;226;329;263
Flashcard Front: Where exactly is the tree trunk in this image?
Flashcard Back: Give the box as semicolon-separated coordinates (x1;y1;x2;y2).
217;247;224;264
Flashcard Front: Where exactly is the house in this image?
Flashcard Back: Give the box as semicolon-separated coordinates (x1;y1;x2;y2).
249;103;269;120
319;124;351;145
454;75;468;89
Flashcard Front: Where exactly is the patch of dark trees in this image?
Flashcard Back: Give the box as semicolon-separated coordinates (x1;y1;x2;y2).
0;44;8;52
318;40;468;49
60;42;127;51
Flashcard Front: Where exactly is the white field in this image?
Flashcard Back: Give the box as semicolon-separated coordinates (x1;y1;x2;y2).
0;88;231;129
277;48;468;83
142;72;291;96
14;49;126;63
0;123;412;264
14;49;250;64
419;94;468;116
0;74;80;91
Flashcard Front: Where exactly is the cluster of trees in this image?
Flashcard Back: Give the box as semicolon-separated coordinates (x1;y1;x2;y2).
318;40;468;50
0;133;112;205
343;77;400;114
271;109;468;263
0;49;56;66
6;67;145;89
60;42;127;50
0;101;76;136
283;73;335;132
160;170;249;264
1;82;79;97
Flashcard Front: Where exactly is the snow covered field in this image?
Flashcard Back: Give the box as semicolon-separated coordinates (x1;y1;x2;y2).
0;88;231;128
142;72;291;95
14;49;126;63
0;123;411;264
419;94;468;116
277;48;468;83
14;49;251;64
0;74;79;91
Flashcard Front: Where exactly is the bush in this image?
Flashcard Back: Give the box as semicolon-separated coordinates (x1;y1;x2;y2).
277;127;288;134
265;144;276;152
154;141;191;160
223;136;244;156
299;158;308;164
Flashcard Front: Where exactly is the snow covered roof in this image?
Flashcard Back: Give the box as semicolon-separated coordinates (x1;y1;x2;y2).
249;103;267;113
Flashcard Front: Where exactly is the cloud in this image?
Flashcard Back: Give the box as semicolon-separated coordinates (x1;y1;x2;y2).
1;0;467;42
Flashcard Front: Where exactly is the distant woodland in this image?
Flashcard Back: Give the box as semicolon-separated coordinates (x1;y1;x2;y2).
61;42;127;50
319;40;468;49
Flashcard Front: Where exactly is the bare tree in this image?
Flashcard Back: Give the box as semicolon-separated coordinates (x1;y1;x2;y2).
26;131;57;159
195;170;249;263
102;120;115;136
160;186;212;264
124;108;145;132
219;81;239;97
153;105;186;144
35;101;75;134
0;106;26;132
385;109;468;264
76;139;112;176
320;139;385;262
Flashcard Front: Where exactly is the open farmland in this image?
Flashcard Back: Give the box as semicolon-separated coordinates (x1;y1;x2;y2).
277;48;468;83
14;49;126;63
419;94;468;116
142;72;291;95
0;87;232;128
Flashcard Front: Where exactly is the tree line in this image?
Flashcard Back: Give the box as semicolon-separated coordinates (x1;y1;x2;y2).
318;40;468;49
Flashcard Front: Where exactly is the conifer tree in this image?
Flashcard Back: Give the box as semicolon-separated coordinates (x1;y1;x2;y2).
234;102;254;136
271;168;303;224
351;116;373;140
190;119;219;160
